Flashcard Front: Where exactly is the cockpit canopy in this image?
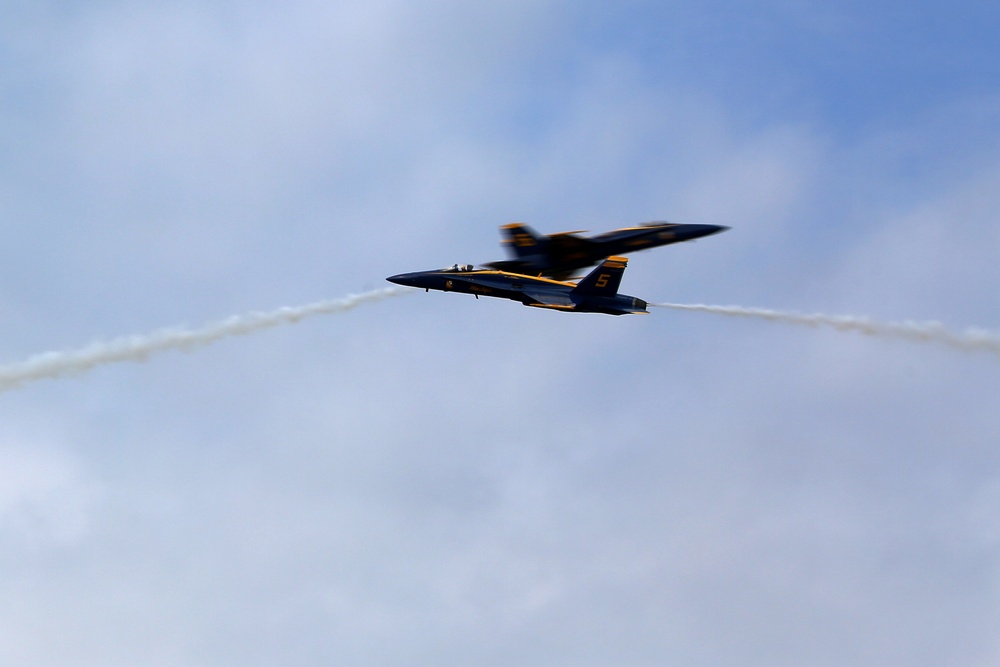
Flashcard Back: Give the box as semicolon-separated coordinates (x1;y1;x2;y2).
442;263;476;272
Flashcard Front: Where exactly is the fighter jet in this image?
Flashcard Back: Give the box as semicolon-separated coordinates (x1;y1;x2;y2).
485;221;728;280
387;256;648;315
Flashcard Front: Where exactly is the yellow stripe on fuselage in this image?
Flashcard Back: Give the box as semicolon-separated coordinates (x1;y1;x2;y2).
463;269;578;287
613;224;676;231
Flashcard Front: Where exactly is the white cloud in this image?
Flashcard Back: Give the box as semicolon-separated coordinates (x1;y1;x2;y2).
0;443;95;549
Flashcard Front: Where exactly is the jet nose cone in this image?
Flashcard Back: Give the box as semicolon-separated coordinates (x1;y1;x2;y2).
689;223;729;237
386;273;417;287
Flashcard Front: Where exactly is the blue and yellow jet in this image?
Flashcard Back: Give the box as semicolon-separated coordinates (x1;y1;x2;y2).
387;256;648;315
485;221;728;280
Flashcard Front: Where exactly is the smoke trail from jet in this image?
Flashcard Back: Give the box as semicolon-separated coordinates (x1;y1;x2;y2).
0;287;409;393
652;303;1000;358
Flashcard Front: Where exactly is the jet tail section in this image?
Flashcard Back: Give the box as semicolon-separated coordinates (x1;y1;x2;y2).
499;223;546;259
571;256;628;296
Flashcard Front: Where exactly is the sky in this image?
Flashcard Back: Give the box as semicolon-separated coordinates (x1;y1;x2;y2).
2;1;1000;664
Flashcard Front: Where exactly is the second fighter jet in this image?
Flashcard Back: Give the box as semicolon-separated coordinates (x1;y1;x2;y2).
485;221;727;279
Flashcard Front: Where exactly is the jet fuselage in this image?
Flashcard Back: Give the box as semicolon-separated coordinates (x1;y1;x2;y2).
387;260;647;316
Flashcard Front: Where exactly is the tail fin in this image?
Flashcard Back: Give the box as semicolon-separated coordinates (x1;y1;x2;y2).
499;223;546;259
572;256;628;296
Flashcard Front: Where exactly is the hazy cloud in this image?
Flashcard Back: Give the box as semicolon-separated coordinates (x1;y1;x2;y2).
1;1;999;665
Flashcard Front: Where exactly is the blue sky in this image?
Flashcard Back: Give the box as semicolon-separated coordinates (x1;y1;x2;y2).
1;2;1000;665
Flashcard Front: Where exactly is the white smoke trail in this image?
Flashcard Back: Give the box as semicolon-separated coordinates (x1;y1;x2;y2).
652;303;1000;358
0;287;409;393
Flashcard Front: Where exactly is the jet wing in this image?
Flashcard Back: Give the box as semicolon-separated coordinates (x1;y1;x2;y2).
546;232;591;255
520;287;575;310
542;233;596;278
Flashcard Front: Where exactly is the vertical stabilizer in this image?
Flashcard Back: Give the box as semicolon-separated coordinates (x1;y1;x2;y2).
499;223;546;259
571;256;628;296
